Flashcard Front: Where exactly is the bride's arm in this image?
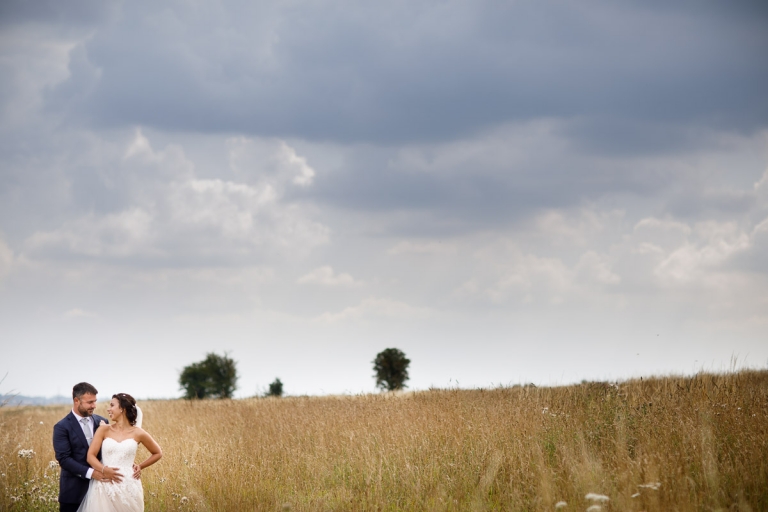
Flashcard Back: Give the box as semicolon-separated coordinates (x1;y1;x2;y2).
86;427;104;472
136;429;163;470
87;428;123;483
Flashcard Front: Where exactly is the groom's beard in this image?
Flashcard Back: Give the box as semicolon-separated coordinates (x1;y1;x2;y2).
76;404;94;417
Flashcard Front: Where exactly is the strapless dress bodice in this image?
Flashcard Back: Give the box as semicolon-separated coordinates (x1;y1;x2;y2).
102;438;139;472
77;437;144;511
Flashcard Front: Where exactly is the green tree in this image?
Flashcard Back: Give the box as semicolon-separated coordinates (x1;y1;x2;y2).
373;348;411;391
179;353;238;399
266;378;283;397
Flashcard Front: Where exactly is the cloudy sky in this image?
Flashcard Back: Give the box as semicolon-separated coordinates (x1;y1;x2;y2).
1;0;767;399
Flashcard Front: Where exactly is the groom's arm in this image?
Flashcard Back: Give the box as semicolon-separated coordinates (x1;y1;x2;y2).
53;422;92;479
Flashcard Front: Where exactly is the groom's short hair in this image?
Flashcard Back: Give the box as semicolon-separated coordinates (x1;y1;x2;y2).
72;382;98;399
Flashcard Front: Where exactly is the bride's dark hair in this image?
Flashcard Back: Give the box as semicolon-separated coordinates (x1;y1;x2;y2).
113;393;138;426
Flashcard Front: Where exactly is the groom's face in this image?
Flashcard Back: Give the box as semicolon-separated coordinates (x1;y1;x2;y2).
74;392;97;417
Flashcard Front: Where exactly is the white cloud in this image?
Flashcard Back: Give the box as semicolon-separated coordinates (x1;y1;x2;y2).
25;208;156;258
111;265;276;290
166;179;277;239
451;278;481;300
478;249;573;305
227;137;317;189
576;251;621;285
124;128;156;161
496;255;571;304
279;142;316;187
449;232;623;305
754;167;768;196
62;308;98;320
22;132;328;262
388;240;457;256
533;208;617;248
122;128;195;181
0;236;14;283
754;217;768;236
654;221;750;284
297;266;359;287
634;217;691;235
315;297;432;323
0;26;78;129
632;217;692;255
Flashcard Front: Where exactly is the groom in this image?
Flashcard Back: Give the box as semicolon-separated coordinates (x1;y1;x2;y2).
52;382;124;512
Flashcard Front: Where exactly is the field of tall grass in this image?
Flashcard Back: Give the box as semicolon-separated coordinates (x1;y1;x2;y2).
1;370;766;511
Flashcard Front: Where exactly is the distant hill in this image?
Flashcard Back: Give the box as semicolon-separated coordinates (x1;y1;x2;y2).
0;394;70;406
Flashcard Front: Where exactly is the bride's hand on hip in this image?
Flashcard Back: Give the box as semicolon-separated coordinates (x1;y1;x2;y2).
103;466;124;483
132;463;141;480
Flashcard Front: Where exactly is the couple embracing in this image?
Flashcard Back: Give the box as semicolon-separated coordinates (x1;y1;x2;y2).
52;382;163;512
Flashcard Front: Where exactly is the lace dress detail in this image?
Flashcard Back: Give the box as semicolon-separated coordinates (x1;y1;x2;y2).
77;438;144;512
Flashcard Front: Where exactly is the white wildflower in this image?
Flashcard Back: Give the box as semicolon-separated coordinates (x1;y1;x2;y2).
180;496;189;505
48;461;59;469
586;506;601;512
638;482;661;490
555;501;567;509
585;493;609;502
631;492;640;498
18;449;35;459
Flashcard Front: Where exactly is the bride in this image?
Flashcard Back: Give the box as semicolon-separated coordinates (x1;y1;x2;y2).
78;393;162;512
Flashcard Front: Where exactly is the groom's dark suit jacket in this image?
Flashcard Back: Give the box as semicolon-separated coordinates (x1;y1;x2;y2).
52;412;108;505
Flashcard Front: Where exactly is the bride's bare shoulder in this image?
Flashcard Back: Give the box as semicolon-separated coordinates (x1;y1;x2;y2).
93;423;111;437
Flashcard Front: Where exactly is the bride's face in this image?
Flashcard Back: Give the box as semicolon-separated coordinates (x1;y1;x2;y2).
107;398;123;421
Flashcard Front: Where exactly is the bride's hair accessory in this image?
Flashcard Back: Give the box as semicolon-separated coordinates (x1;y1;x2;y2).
112;393;139;426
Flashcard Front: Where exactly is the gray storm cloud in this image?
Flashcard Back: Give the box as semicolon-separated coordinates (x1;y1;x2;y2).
33;0;768;143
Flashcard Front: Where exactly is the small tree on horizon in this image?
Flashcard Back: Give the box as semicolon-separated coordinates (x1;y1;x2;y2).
179;352;238;399
373;348;411;391
266;378;283;397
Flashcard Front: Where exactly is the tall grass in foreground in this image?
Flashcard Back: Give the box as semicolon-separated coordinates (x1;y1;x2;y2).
1;370;767;511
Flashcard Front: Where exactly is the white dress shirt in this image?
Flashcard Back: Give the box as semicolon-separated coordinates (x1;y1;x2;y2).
71;409;95;479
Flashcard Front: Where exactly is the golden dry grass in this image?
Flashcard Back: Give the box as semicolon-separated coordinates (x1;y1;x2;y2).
2;370;767;511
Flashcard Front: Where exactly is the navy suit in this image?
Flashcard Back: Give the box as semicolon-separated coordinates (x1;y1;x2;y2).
52;412;108;509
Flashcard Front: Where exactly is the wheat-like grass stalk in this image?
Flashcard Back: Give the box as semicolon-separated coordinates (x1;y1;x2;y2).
1;370;766;511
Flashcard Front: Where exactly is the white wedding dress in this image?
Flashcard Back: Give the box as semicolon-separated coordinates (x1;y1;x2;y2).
77;438;144;512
